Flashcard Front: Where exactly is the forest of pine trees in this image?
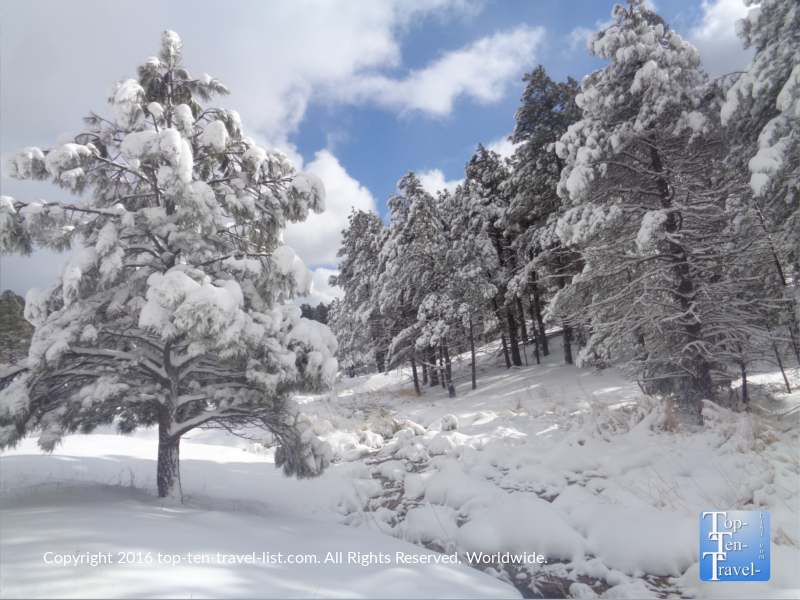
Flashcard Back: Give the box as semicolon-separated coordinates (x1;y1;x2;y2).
328;0;799;427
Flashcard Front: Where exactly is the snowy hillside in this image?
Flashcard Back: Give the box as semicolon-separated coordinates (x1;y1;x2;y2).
2;338;798;598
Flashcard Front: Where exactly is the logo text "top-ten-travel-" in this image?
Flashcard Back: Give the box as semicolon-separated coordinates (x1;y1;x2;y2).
700;510;770;581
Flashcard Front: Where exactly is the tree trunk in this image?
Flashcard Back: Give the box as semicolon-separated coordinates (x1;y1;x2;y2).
531;288;548;356
157;419;181;500
774;343;792;393
506;309;523;367
422;361;428;386
500;332;511;369
527;296;540;364
427;346;439;387
491;298;512;368
562;321;573;365
410;358;421;396
376;350;385;373
651;142;709;426
443;337;456;398
515;296;529;344
752;200;800;367
740;362;749;407
439;346;446;389
469;317;477;389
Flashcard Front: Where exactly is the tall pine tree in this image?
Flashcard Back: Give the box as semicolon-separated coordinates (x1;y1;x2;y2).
0;32;336;500
552;2;781;425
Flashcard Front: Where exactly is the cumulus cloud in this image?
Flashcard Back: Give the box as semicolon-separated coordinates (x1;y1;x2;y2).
0;1;482;154
418;169;464;195
568;27;595;53
331;25;545;116
298;267;344;307
565;16;614;55
283;150;378;269
486;136;519;161
688;0;753;78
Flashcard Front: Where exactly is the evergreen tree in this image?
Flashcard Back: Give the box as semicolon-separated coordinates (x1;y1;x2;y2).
328;209;387;374
375;172;443;394
0;32;336;500
0;291;34;365
720;0;800;364
503;66;583;364
432;185;499;389
552;2;781;425
300;302;330;325
464;146;524;367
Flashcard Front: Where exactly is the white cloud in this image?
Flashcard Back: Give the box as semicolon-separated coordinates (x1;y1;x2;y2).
0;1;481;154
566;17;614;55
688;0;754;78
297;267;344;307
568;27;594;53
486;136;519;161
283;150;378;269
331;25;545;116
418;169;464;196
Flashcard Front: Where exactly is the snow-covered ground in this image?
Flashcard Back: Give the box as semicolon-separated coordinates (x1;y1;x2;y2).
2;339;799;598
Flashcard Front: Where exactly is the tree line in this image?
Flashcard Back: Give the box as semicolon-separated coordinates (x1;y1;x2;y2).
328;0;799;425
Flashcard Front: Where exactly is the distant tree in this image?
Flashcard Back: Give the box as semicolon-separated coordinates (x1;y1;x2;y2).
428;185;499;390
376;172;443;394
300;302;330;325
328;209;388;374
503;65;582;364
0;31;336;500
0;291;34;364
464;146;525;367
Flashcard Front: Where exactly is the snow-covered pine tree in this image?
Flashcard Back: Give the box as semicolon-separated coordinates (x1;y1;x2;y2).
0;31;337;500
552;2;782;425
430;185;499;389
464;146;525;367
720;0;800;364
328;209;388;375
376;172;442;394
502;66;582;364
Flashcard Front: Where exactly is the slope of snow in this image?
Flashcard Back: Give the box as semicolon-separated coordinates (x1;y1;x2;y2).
1;338;798;598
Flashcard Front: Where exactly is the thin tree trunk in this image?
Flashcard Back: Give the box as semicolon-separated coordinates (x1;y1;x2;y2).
515;296;529;366
410;358;421;396
531;289;548;356
428;345;439;387
527;296;540;364
774;343;792;393
422;361;428;386
740;362;749;407
500;333;511;369
439;345;446;389
515;296;529;344
469;317;477;389
752;200;800;367
443;336;456;398
492;298;512;368
562;321;573;365
506;309;523;367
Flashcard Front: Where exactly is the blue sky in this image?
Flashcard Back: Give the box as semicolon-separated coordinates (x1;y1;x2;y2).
0;0;754;304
